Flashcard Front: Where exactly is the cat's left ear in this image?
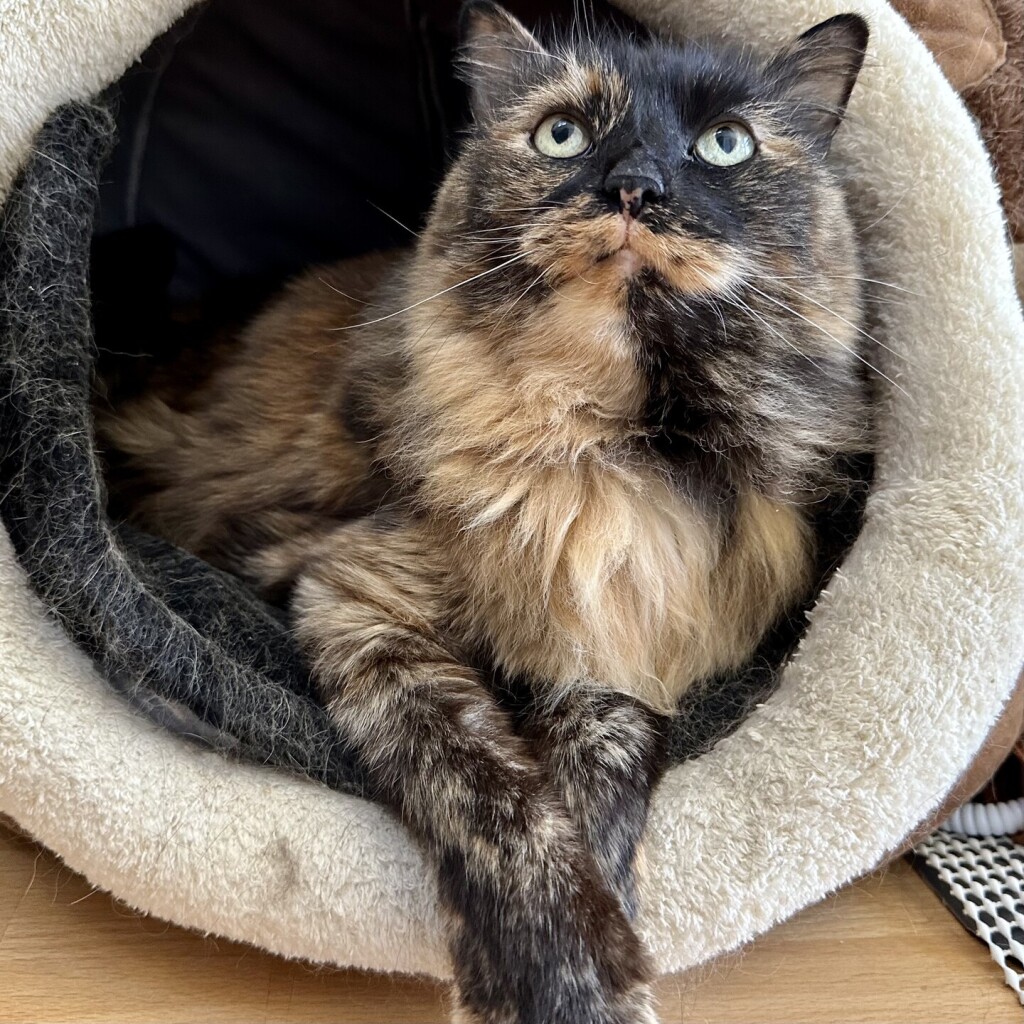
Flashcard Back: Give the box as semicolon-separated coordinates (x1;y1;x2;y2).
769;14;870;154
458;1;550;122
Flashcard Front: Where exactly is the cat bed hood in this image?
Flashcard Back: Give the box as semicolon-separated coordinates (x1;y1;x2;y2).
1;0;1024;981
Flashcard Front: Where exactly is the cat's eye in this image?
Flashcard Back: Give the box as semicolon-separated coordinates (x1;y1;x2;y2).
694;122;756;167
532;114;592;159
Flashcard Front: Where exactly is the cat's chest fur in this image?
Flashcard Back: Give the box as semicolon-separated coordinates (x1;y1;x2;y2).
438;455;811;711
399;304;814;711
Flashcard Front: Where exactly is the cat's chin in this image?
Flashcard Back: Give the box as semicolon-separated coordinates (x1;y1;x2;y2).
609;248;643;277
593;216;648;280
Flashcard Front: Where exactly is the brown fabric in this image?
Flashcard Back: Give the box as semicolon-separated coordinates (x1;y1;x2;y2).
890;0;1006;91
894;667;1024;856
963;0;1024;243
892;0;1024;243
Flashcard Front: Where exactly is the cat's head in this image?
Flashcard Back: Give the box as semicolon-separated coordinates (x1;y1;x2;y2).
409;3;871;489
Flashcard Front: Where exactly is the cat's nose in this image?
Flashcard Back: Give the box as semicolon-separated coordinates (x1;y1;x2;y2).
603;158;666;217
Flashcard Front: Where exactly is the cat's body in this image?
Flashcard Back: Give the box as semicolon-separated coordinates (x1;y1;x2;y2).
111;249;823;710
99;6;872;1022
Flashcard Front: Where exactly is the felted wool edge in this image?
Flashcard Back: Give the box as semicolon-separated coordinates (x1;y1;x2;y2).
0;0;1022;980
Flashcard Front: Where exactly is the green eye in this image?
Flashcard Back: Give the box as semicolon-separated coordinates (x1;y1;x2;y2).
694;122;756;167
532;114;592;159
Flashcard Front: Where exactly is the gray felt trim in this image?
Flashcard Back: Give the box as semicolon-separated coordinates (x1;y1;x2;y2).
0;102;363;795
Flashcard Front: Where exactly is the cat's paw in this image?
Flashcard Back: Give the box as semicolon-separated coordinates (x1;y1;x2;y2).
447;967;661;1024
606;981;661;1024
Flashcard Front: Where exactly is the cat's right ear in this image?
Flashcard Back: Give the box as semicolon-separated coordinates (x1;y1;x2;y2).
458;1;549;121
768;14;870;155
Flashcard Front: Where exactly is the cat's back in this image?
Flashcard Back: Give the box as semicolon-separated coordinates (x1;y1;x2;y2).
99;249;407;569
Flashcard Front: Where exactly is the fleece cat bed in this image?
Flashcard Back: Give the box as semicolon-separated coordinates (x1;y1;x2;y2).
1;0;1024;981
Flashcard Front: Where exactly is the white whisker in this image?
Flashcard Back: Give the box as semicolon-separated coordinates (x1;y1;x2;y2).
771;278;974;399
328;252;533;332
318;277;366;304
827;275;925;297
491;267;549;334
753;272;923;298
711;286;829;378
769;279;909;363
745;283;910;398
366;201;419;238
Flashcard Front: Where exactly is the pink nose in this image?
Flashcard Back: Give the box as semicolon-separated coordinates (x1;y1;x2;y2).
619;188;645;219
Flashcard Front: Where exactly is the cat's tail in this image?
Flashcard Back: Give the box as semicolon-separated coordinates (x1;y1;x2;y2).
93;392;228;560
95;391;189;465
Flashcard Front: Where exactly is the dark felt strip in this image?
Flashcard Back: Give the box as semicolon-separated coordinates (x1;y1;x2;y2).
0;102;364;795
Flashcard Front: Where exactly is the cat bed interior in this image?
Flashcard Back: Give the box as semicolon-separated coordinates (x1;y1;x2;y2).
1;0;1023;980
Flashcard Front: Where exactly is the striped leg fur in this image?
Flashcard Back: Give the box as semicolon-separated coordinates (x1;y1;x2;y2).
520;687;671;921
283;518;658;1024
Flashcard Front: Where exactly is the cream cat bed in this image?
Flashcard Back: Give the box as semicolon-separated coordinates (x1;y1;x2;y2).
1;0;1023;982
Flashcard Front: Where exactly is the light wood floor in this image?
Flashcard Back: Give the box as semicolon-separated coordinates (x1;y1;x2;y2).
0;820;1019;1023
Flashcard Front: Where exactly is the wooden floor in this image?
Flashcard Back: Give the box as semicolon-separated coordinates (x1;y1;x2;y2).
0;820;1019;1023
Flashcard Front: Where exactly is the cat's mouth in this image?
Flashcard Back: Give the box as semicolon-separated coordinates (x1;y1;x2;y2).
596;215;650;278
588;212;744;296
525;210;740;297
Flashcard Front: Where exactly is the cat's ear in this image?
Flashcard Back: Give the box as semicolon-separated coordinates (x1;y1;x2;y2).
768;14;869;154
458;1;550;121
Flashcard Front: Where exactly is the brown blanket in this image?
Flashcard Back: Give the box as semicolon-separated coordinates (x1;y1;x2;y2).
893;0;1024;243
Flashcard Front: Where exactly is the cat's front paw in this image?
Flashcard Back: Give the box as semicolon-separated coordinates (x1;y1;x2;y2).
449;984;661;1024
606;981;661;1024
450;905;663;1024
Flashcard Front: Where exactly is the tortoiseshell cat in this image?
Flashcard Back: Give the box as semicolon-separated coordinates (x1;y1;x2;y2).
100;4;871;1021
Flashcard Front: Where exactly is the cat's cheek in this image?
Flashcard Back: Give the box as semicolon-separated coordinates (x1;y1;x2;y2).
647;238;750;298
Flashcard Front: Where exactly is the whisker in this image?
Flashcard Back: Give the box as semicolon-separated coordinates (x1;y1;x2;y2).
826;275;925;297
745;283;910;398
318;277;368;304
458;242;523;256
457;240;530;252
461;223;538;236
328;252;532;331
713;288;830;379
753;272;923;298
769;279;910;363
465;203;561;214
770;279;976;399
366;201;419;238
420;305;459;372
491;267;549;335
678;264;828;377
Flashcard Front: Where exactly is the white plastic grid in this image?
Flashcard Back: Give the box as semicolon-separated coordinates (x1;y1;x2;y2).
915;830;1024;1004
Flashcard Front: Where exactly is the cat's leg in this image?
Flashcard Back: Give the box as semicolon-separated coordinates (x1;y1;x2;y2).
282;518;658;1024
515;687;669;1018
520;687;671;921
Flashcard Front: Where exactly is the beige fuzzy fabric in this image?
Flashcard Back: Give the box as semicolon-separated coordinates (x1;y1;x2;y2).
0;0;1023;979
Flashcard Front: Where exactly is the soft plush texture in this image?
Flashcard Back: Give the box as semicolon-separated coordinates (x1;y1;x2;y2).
0;0;1022;980
890;0;1024;242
